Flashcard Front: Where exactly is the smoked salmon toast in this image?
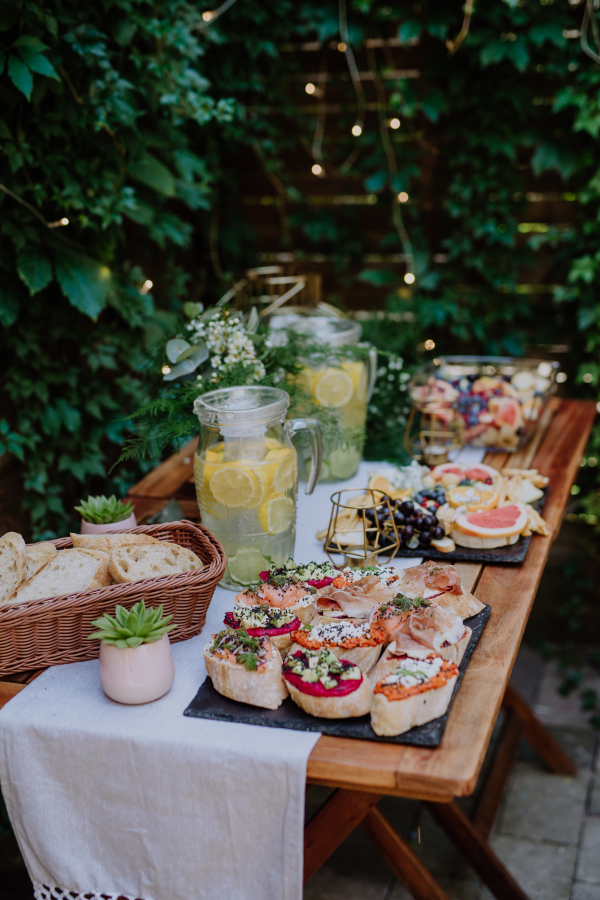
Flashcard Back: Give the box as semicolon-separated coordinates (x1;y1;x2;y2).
235;576;316;626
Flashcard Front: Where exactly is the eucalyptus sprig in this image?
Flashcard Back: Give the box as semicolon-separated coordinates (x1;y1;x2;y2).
89;599;175;649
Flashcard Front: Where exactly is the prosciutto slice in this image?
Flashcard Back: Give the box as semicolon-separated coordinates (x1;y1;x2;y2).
317;575;395;616
387;633;437;660
400;605;464;652
397;562;463;598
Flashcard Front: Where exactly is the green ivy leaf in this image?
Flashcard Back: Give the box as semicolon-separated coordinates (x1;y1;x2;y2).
20;51;60;81
0;284;19;326
17;250;53;295
7;55;33;100
55;248;111;319
529;22;565;47
129;155;176;196
13;36;49;51
397;20;422;45
358;269;400;285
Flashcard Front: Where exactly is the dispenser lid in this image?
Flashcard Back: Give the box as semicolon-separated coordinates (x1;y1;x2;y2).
269;315;361;347
194;385;290;426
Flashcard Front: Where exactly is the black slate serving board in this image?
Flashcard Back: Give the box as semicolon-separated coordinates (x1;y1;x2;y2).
184;605;491;748
389;488;547;566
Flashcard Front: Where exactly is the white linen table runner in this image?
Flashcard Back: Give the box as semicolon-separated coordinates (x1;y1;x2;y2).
0;454;482;900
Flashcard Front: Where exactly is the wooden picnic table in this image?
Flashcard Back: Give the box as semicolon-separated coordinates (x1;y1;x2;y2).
0;397;595;900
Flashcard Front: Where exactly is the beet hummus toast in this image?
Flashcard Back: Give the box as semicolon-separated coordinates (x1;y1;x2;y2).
235;576;316;626
370;652;459;736
224;605;301;656
203;629;288;709
283;648;372;718
289;619;386;673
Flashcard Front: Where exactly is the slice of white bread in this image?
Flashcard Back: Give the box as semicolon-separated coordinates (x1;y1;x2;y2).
0;532;26;604
434;589;485;619
25;542;57;582
70;532;159;555
203;642;288;709
370;671;458;736
8;548;111;604
109;543;203;584
286;675;372;718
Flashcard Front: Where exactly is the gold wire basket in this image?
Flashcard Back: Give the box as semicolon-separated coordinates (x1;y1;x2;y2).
324;488;400;567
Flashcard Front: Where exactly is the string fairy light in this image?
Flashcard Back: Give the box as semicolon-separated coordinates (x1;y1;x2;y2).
389;118;401;129
194;0;239;30
337;0;365;170
351;124;362;136
305;82;316;94
312;163;323;176
424;338;435;349
140;279;153;295
162;366;171;375
405;273;416;285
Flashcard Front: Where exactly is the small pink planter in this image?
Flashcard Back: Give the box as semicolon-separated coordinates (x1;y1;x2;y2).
80;511;137;535
99;634;175;705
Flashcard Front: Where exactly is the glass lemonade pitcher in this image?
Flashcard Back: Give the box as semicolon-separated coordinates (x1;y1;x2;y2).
269;316;377;482
193;386;322;590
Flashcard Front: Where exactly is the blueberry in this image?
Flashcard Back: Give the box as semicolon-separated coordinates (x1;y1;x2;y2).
400;500;414;516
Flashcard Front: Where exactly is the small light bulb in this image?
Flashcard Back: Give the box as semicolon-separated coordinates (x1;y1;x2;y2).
398;192;409;203
351;124;362;136
389;118;400;129
162;366;171;375
404;273;415;285
143;279;153;290
583;373;593;383
424;338;435;350
589;457;598;466
305;83;316;94
312;164;322;175
557;372;567;383
202;10;214;20
60;217;69;226
337;41;347;52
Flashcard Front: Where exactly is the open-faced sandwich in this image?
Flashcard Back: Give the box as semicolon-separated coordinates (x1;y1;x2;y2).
235;575;316;626
289;618;386;673
283;648;372;719
223;605;301;657
395;562;484;619
370;651;459;736
203;629;288;709
315;572;398;620
371;600;471;666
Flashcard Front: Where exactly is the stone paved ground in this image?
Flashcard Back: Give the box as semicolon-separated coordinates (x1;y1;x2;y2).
304;647;600;900
1;648;599;900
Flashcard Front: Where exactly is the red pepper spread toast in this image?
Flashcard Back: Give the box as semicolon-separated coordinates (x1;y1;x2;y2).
289;619;386;673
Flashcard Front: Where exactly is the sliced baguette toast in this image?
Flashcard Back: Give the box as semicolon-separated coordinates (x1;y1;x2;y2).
70;532;159;555
203;642;288;709
8;548;111;604
286;676;372;718
25;542;57;582
109;543;203;584
0;532;27;604
370;673;457;736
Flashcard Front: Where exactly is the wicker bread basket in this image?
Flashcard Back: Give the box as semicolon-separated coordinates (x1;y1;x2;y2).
0;520;226;677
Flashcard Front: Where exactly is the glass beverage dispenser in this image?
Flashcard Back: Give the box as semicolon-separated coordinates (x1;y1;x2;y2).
193;386;322;589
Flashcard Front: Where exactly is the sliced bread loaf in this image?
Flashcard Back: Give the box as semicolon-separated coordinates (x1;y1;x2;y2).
9;548;112;604
70;532;159;555
0;532;26;604
109;543;203;584
25;542;57;582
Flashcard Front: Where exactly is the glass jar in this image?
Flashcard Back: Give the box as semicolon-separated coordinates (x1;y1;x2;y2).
193;386;322;589
269;316;377;482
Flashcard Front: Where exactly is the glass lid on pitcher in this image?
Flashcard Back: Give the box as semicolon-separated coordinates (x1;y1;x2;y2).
268;315;361;347
193;386;290;426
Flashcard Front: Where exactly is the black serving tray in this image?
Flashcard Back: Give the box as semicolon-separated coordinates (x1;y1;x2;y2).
184;605;491;748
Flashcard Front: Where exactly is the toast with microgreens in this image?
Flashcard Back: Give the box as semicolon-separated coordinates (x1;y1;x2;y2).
235;575;316;626
223;605;301;656
370;652;459;736
283;648;372;718
289;618;386;673
203;629;288;709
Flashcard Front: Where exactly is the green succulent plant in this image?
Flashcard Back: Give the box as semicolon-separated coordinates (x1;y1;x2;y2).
75;494;135;525
89;599;175;649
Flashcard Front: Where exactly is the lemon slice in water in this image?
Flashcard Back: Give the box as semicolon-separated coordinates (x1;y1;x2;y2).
209;466;260;508
273;451;297;493
258;493;295;534
228;547;270;585
314;368;354;408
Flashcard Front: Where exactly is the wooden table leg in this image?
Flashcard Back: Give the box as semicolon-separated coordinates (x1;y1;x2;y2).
361;805;451;900
502;683;577;777
426;801;530;900
303;788;381;883
472;707;523;839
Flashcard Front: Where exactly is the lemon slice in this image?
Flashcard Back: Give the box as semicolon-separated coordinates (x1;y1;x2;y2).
209;466;260;508
314;368;354;408
273;451;297;493
258;493;295;533
228;547;271;585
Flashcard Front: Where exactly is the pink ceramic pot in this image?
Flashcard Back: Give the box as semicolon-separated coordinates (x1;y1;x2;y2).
99;634;175;705
80;511;137;535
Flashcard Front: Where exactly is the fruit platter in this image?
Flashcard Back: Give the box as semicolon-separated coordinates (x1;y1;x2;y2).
315;460;550;565
409;356;559;452
185;559;491;747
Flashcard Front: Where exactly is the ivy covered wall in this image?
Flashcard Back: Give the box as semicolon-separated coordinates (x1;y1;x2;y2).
1;0;599;539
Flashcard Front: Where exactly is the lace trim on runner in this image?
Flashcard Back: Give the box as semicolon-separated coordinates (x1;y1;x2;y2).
34;885;140;900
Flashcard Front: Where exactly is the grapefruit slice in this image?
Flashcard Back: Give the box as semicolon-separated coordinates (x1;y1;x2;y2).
453;503;527;539
464;463;498;482
488;397;522;430
431;463;464;482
